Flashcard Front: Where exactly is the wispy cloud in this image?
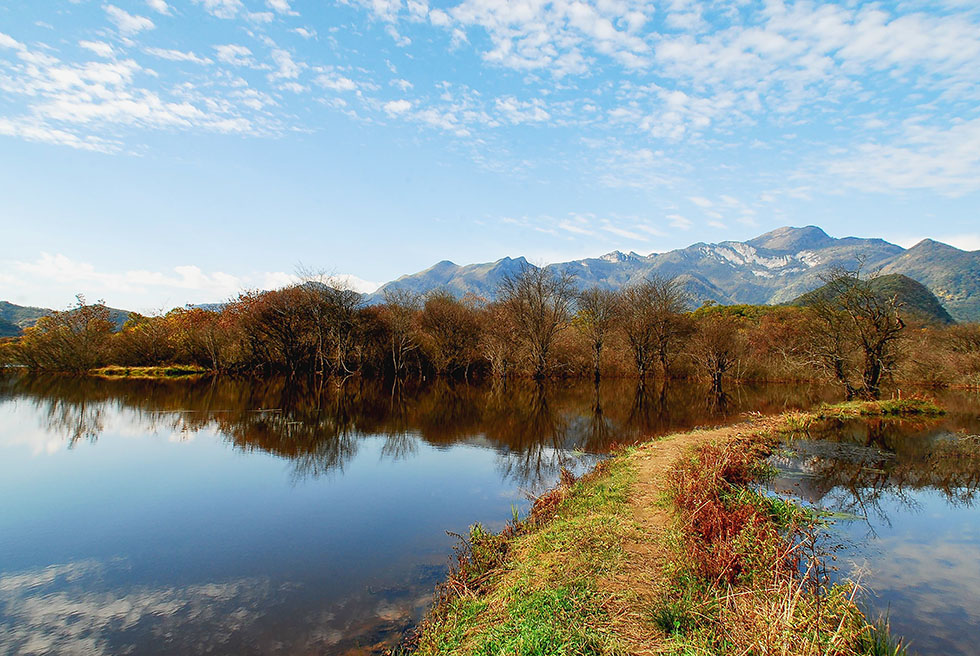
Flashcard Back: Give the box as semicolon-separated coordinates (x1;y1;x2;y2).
0;253;379;310
104;5;155;35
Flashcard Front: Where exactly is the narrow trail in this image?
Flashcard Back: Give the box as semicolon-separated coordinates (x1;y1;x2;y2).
600;416;780;654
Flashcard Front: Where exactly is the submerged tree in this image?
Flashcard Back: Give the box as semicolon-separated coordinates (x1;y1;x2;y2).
573;287;620;382
688;313;741;395
647;276;692;378
498;263;577;379
379;288;422;377
621;275;690;380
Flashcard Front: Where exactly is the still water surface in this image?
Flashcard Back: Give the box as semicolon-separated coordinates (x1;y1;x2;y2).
0;374;834;655
2;375;976;655
770;395;980;656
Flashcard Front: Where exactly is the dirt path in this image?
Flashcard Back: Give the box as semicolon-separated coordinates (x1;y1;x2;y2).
600;417;777;654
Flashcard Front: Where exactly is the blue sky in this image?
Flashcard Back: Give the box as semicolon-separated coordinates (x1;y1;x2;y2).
1;0;978;311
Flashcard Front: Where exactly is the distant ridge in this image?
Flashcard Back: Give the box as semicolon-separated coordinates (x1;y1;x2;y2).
0;301;50;329
370;226;977;321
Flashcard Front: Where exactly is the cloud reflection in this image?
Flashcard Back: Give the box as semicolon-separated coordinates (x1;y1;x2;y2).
0;560;282;656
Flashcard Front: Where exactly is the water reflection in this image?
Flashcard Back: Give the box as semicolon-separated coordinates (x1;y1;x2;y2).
1;373;839;488
772;417;980;522
770;408;980;656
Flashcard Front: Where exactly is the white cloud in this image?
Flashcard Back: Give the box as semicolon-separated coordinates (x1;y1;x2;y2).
557;216;595;236
144;47;212;64
269;49;302;80
494;96;549;124
213;44;254;66
594;145;680;190
601;222;647;241
316;73;357;91
195;0;244;19
667;214;693;230
689;196;713;208
825;117;980;196
383;99;412;115
266;0;297;15
104;5;155;35
79;41;114;58
0;32;25;50
0;253;378;310
434;0;651;76
146;0;172;15
293;27;317;39
329;274;381;294
0;118;119;153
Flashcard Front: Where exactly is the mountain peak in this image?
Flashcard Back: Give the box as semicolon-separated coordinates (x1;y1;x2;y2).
907;238;959;253
747;226;834;252
599;250;628;263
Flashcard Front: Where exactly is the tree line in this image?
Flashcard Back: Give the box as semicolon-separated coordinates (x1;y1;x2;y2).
2;265;978;399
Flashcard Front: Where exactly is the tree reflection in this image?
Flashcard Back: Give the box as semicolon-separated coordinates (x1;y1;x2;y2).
773;419;980;529
2;372;905;488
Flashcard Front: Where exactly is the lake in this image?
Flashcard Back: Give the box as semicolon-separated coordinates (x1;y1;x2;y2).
0;373;974;655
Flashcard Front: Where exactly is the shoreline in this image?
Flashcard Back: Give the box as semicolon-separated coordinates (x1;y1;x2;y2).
6;365;980;391
407;398;939;655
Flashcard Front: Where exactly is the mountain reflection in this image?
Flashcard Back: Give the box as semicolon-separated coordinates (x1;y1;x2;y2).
2;373;841;486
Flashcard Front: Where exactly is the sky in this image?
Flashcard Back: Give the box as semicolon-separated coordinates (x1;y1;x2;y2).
1;0;978;312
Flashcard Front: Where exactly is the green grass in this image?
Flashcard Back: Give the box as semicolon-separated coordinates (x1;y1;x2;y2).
816;397;945;418
781;398;945;433
415;457;636;655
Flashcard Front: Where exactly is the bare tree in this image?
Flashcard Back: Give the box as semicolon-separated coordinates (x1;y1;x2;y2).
480;302;517;378
417;291;482;377
573;287;620;382
689;313;741;395
648;276;692;378
620;276;688;379
803;265;905;399
296;267;365;377
498;263;577;379
380;288;422;377
322;285;365;376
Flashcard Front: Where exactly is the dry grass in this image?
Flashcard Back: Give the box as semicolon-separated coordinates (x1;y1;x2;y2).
656;431;906;655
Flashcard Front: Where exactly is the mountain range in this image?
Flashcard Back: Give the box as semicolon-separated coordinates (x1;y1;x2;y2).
371;226;979;322
2;226;978;330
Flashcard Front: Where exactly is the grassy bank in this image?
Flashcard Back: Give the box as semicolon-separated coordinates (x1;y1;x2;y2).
411;400;933;655
414;462;638;654
91;365;211;379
